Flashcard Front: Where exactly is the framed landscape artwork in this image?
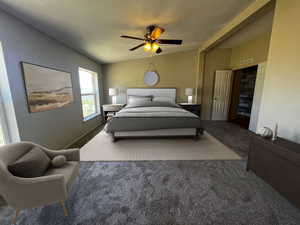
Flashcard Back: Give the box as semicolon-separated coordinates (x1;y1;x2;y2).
21;62;74;113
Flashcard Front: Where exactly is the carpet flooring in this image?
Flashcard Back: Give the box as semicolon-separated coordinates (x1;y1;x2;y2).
1;122;300;224
1;161;300;225
202;121;257;158
80;131;241;161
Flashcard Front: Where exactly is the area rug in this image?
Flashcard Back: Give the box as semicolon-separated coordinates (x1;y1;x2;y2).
1;161;300;225
80;131;241;161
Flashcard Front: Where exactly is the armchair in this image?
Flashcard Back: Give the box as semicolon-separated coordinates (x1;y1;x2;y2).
0;142;80;224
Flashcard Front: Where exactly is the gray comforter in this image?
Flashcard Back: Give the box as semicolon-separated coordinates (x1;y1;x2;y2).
105;101;202;133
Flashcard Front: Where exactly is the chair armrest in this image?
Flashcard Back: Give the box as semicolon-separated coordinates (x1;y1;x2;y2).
6;174;67;209
43;148;80;161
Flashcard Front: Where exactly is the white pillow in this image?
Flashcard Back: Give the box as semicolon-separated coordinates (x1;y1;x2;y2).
127;95;152;104
152;96;175;103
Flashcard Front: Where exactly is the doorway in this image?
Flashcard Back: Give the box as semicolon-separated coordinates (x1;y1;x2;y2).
229;65;258;128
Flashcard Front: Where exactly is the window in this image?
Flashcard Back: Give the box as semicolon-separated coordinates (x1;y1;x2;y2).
0;99;10;145
0;42;10;145
0;121;4;146
79;68;100;120
0;97;12;145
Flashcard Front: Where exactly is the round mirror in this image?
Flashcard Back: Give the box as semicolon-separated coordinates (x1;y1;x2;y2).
144;71;159;86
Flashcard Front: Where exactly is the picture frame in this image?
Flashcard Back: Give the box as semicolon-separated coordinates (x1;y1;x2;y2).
21;62;74;113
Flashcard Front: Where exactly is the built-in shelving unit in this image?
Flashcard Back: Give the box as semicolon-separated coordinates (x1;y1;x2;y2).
237;68;257;118
229;65;258;128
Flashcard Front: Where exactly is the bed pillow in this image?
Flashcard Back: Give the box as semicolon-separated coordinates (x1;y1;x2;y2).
127;95;152;104
152;96;175;103
125;101;180;109
8;147;51;178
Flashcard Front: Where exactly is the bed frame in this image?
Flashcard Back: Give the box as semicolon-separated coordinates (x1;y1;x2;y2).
112;128;203;142
111;88;202;141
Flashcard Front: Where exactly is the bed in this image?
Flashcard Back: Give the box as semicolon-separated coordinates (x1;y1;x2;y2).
104;88;203;141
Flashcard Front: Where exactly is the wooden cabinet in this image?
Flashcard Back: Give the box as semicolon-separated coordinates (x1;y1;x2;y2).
247;136;300;209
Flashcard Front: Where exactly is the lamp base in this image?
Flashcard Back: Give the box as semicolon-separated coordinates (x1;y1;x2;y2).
112;96;117;104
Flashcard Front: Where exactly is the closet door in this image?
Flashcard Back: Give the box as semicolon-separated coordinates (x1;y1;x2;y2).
249;62;267;132
212;70;233;120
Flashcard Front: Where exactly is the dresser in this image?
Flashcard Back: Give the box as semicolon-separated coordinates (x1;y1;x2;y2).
247;135;300;208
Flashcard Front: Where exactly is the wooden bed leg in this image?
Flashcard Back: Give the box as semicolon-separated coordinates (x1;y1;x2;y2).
246;162;250;172
198;128;204;135
194;130;200;141
111;133;118;142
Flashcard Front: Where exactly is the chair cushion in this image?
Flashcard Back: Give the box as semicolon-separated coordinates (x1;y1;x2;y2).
44;161;79;191
51;155;67;168
7;147;51;178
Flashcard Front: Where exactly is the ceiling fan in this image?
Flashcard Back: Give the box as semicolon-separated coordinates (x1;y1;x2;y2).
120;25;183;54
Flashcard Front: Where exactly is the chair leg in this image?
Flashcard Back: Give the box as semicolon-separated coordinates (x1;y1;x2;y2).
12;209;20;224
60;201;68;216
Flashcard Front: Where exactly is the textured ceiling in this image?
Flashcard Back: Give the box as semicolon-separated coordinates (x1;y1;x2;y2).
218;9;274;48
0;0;255;63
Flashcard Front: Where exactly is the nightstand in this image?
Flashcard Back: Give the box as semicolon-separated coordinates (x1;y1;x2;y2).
179;103;201;117
102;104;124;121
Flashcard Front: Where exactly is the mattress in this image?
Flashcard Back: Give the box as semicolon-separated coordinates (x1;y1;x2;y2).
105;101;202;133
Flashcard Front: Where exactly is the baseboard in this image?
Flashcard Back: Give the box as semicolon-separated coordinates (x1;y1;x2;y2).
64;122;105;149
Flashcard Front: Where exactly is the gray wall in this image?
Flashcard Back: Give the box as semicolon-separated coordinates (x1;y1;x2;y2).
0;9;103;148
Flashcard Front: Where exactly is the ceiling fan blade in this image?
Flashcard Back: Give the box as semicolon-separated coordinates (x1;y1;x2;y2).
129;43;145;51
156;47;162;54
158;39;183;45
120;35;145;41
150;27;165;40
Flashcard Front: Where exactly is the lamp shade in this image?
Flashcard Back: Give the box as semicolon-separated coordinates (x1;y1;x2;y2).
185;88;194;96
109;88;118;96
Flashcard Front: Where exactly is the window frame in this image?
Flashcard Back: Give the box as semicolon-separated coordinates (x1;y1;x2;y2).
78;67;100;121
0;94;9;145
0;42;11;145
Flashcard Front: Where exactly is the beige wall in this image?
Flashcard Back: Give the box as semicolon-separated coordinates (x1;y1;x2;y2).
102;50;198;103
230;32;271;70
197;0;272;121
200;32;271;120
196;52;205;104
257;0;300;143
201;48;232;120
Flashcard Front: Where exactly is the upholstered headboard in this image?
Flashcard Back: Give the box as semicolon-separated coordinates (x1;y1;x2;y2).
126;88;176;103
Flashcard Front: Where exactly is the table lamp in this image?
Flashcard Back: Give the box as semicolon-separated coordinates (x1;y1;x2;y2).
185;88;194;104
109;88;118;104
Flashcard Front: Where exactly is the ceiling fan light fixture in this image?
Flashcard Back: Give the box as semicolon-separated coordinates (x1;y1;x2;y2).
151;42;160;52
144;42;152;52
121;25;183;54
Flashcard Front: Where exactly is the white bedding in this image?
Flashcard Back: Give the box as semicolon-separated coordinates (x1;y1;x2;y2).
115;106;198;118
